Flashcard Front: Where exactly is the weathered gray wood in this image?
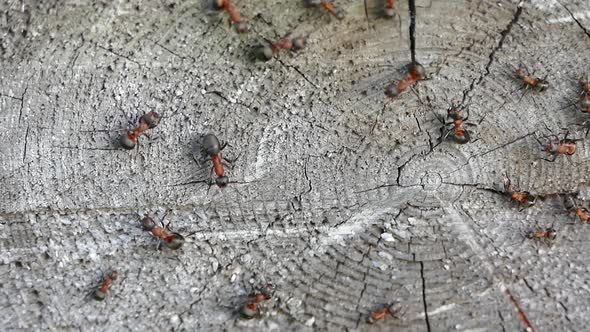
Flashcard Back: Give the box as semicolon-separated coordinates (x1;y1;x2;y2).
1;0;590;331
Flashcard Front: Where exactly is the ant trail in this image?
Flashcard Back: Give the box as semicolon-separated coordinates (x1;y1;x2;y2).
408;0;417;63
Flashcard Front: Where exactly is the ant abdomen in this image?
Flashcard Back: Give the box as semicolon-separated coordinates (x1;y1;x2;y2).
451;131;470;144
120;131;137;150
165;233;185;250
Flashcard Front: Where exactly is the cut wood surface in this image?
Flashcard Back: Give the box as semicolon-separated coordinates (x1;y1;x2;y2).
1;0;590;331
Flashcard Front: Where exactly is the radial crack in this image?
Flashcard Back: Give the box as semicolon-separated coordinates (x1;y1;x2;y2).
460;4;523;105
559;2;590;39
408;0;417;63
419;261;432;332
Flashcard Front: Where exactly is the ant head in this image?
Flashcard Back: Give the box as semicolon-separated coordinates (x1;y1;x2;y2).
447;107;467;120
260;45;274;61
547;228;557;240
166;233;185;250
387;301;402;315
202;134;221;155
334;9;346;20
235;22;248;33
259;282;275;298
120;132;137;150
408;62;426;79
212;0;225;10
108;271;119;280
141;112;161;129
93;290;107;301
292;36;307;51
240;303;258;320
141;216;156;231
216;176;229;188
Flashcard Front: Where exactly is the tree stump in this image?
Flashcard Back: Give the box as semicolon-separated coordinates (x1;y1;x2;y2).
1;0;589;330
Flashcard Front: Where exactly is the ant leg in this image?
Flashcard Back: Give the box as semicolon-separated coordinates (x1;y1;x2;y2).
159;211;170;228
223;153;242;166
539;155;557;162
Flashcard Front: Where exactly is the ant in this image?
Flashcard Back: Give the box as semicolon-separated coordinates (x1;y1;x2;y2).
384;0;395;17
367;301;402;324
502;176;535;210
513;67;549;93
437;106;473;144
580;77;590;114
564;197;589;224
535;130;579;162
304;0;345;20
212;0;248;33
93;271;118;301
524;225;557;245
259;34;307;61
198;133;238;188
385;62;426;98
239;283;274;319
120;111;161;149
140;215;185;250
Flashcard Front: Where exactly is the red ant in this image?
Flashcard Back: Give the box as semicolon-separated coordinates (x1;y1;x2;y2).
239;283;274;319
502;176;535;210
513;67;549;93
367;301;402;324
564;197;590;224
384;0;396;17
304;0;345;20
120;111;160;149
573;207;590;224
524;225;557;245
199;133;238;188
535;130;579;162
212;0;248;33
385;62;426;98
259;34;307;61
140;215;185;250
437;106;473;144
93;271;118;301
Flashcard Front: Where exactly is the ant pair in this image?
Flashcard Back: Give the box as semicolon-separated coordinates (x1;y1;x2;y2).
367;301;402;324
211;0;247;33
239;283;275;319
140;214;186;250
535;129;580;162
259;33;308;61
304;0;345;20
120;111;161;150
